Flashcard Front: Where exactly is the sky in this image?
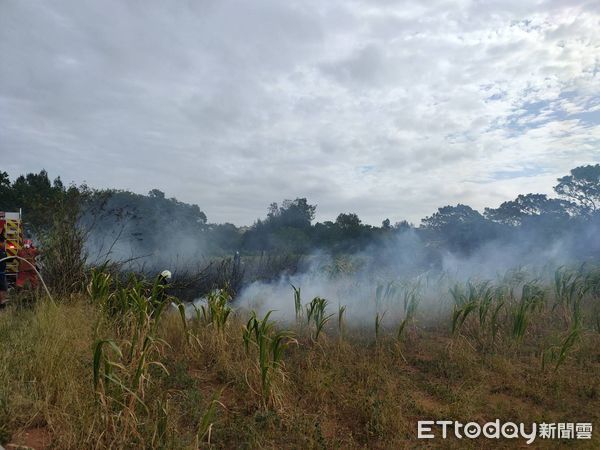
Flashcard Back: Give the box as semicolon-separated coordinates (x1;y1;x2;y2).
1;0;599;226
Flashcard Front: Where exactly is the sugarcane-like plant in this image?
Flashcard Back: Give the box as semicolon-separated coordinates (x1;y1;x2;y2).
243;311;296;408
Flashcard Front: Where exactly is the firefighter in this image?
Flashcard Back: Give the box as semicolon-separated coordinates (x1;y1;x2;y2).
149;269;172;312
0;235;8;307
159;270;172;285
16;239;38;289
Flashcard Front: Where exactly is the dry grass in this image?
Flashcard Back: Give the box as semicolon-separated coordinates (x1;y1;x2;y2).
0;277;599;449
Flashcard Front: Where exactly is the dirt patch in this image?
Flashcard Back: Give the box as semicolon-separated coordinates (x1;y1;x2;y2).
6;427;51;450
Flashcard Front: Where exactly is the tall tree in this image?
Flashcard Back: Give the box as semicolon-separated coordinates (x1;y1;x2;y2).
266;198;316;229
421;204;493;254
484;194;575;226
335;213;362;230
0;170;69;233
554;164;600;212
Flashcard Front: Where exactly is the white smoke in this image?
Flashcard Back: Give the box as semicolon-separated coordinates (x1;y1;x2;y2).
237;219;600;325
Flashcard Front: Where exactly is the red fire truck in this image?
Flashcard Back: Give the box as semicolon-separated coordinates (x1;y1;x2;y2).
0;210;23;285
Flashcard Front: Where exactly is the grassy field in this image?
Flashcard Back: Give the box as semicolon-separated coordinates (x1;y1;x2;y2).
0;268;599;449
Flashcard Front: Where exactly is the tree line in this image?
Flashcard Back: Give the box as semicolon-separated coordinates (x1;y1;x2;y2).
0;164;599;260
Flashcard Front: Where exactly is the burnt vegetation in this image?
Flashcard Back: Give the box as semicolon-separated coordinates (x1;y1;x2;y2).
1;164;599;293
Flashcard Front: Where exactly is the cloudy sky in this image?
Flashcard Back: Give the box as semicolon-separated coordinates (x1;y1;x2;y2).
1;0;599;225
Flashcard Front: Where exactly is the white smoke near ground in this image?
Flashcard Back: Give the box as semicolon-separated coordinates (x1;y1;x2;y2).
237;219;600;326
237;255;450;328
77;188;600;328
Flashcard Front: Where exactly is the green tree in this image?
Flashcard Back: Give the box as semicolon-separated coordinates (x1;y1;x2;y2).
277;198;316;229
0;169;70;233
421;204;494;254
335;213;361;230
484;194;575;226
554;164;600;212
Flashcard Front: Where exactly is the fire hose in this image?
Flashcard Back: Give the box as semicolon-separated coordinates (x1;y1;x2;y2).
0;256;54;303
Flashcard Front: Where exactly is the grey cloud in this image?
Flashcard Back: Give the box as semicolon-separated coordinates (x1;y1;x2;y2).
1;0;599;226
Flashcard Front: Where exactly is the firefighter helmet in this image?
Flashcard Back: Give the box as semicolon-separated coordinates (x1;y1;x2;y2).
160;270;172;281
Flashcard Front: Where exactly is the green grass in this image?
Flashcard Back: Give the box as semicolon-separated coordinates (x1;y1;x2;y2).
1;267;600;448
